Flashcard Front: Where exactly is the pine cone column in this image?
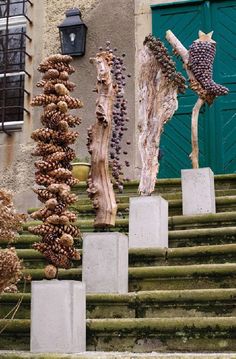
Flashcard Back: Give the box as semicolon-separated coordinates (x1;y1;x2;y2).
30;54;81;277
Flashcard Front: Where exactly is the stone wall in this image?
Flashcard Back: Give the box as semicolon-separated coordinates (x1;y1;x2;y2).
0;0;135;211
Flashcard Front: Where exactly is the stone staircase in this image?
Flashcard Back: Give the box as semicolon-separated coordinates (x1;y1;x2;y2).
0;174;236;355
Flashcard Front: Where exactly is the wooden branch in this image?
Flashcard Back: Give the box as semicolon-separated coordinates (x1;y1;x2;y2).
166;30;189;65
190;98;205;169
138;45;179;195
87;52;117;227
166;30;206;169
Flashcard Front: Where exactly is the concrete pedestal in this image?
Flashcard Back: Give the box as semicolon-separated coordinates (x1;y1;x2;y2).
129;196;168;248
181;167;216;215
82;232;128;293
31;280;86;353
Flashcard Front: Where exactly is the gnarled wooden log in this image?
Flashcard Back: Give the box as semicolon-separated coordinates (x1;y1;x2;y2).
87;52;117;227
138;36;185;195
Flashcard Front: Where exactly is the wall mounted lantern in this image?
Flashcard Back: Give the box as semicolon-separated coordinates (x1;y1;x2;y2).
58;8;87;57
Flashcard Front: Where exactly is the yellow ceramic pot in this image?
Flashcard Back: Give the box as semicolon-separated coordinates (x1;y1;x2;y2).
72;162;91;182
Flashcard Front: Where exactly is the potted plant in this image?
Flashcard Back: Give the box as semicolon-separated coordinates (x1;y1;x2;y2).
71;156;91;182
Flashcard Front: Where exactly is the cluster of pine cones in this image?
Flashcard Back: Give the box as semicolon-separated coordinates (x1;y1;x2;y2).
188;41;229;96
29;54;81;275
0;189;25;293
144;34;186;94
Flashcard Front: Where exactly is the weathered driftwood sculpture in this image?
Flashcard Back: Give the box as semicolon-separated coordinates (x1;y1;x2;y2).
29;54;81;278
87;43;130;227
87;49;117;227
166;30;229;168
0;189;25;293
138;35;186;195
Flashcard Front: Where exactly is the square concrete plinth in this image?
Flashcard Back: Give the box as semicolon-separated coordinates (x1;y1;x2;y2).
82;232;128;293
129;196;168;248
181;168;216;215
31;280;86;353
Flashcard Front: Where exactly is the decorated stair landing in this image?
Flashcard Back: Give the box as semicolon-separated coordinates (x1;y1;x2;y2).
1;174;236;353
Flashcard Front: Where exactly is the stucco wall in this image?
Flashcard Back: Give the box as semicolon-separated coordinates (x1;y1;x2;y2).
0;0;135;211
43;0;98;56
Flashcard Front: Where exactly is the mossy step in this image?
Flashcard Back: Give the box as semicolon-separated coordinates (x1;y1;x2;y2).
16;243;236;268
13;263;236;292
87;316;236;352
1;288;236;320
129;263;236;291
72;174;236;196
5;225;236;250
73;194;236;210
28;195;236;218
69;195;236;218
20;211;236;234
1;317;236;351
71;188;236;201
169;226;236;247
1;352;236;359
130;243;236;266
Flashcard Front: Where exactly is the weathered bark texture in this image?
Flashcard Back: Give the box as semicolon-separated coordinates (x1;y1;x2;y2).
138;44;181;195
87;52;117;227
191;98;205;169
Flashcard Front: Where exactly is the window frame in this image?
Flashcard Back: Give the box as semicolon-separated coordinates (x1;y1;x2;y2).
0;1;31;134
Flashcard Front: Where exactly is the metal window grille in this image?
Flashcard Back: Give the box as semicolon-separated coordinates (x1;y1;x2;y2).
0;0;32;134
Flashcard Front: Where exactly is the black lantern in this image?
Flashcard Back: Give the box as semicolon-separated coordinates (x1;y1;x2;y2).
58;8;87;57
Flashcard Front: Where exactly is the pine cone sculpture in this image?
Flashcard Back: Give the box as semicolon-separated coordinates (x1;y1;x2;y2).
30;54;82;274
144;34;186;94
0;189;25;293
188;31;229;97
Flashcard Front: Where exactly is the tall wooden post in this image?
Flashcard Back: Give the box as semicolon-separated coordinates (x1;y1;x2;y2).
87;52;117;227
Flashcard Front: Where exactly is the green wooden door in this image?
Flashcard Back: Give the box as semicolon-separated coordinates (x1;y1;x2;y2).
152;0;236;177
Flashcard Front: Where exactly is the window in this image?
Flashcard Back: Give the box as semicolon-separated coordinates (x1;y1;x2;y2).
0;0;32;133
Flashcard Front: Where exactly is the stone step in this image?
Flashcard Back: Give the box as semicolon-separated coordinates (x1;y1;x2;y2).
5;225;236;249
13;263;236;292
1;288;236;320
1;351;236;359
72;174;236;197
77;196;236;217
169;226;236;247
130;243;236;266
28;195;236;218
18;211;236;236
16;243;236;268
1;317;236;351
129;263;236;291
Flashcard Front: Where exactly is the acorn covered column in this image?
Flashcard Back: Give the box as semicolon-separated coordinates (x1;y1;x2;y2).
30;54;85;354
166;30;229;215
